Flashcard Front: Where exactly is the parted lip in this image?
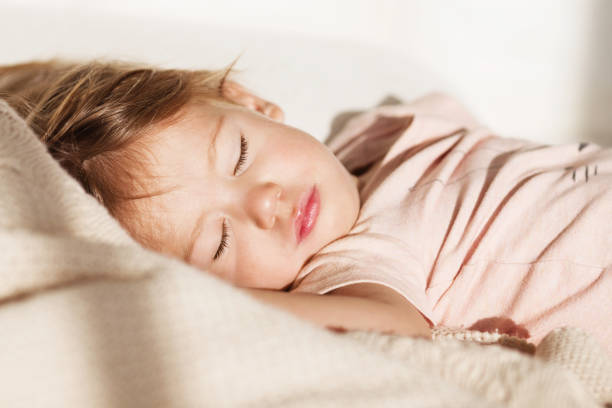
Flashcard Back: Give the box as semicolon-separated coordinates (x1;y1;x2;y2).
294;185;319;245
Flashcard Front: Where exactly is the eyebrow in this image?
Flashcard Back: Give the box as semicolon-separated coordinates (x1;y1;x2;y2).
183;114;225;262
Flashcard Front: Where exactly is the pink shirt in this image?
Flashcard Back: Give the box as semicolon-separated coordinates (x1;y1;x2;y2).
290;94;612;354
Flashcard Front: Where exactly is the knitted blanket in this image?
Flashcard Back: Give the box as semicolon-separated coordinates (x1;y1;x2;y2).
0;100;610;407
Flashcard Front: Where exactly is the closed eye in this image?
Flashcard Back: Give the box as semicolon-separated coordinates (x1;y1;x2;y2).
215;134;247;262
213;219;230;261
234;133;248;175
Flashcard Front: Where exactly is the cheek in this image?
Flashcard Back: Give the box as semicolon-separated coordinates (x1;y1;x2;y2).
267;131;321;161
233;231;298;289
233;233;274;286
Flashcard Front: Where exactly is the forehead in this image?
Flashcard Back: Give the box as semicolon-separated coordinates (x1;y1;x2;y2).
147;102;220;147
140;102;225;173
123;102;229;248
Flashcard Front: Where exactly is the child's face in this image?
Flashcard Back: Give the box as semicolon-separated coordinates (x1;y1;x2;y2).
135;98;360;290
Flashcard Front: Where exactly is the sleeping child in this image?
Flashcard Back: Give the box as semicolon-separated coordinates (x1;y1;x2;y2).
1;59;610;354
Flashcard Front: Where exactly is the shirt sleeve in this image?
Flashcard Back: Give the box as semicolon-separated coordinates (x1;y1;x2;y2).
289;231;438;326
326;93;481;174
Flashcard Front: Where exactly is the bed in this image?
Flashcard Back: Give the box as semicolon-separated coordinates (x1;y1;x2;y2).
1;1;611;406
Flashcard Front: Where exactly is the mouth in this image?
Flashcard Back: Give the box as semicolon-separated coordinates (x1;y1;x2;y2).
294;185;320;245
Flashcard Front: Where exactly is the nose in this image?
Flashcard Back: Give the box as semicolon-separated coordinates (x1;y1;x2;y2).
246;182;282;229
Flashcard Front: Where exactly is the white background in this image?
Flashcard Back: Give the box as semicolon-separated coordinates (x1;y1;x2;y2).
1;0;611;145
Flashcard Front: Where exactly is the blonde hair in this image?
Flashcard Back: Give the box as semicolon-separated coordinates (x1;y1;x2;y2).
0;58;238;248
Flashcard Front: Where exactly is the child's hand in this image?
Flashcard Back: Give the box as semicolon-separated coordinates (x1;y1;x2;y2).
469;317;530;339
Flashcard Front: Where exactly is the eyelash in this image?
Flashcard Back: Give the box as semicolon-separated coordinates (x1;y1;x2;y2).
214;219;230;261
215;134;248;261
233;133;248;175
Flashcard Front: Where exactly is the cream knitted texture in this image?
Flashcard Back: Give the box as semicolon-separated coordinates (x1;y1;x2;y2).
537;328;612;403
0;99;609;407
0;101;154;303
431;326;612;402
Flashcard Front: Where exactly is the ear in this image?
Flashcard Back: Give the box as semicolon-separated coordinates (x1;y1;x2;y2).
222;80;285;122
